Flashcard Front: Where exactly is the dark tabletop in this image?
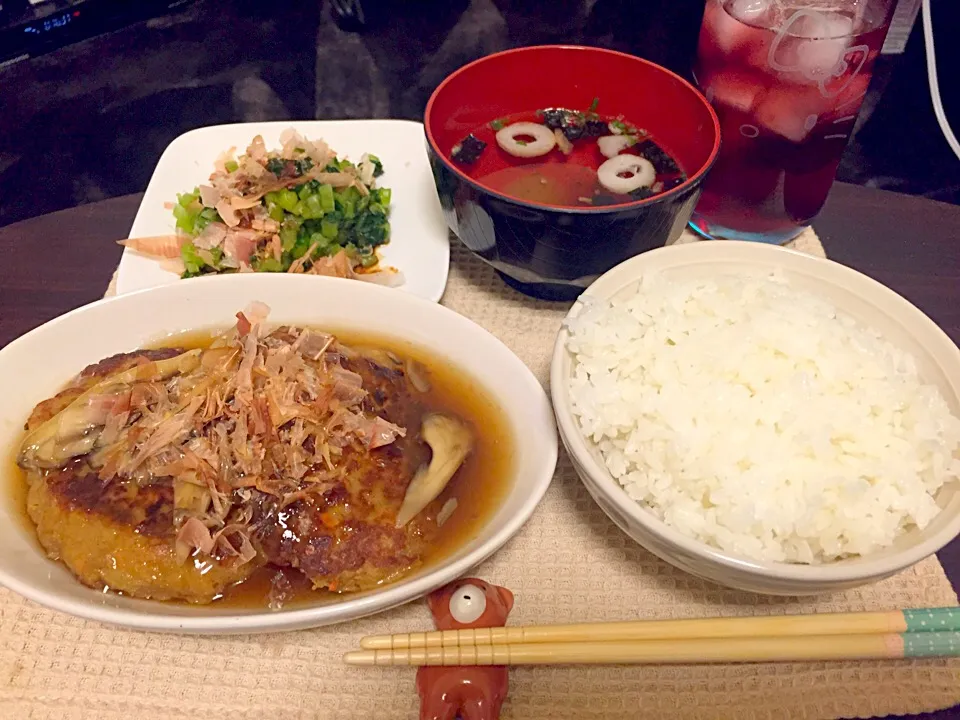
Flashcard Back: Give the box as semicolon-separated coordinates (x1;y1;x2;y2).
0;184;959;719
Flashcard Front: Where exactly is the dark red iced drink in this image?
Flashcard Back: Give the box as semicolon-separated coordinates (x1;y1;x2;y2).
690;0;893;243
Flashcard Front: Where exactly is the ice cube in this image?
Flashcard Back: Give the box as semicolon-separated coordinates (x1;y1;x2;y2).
787;10;853;81
797;37;850;80
791;9;854;38
706;0;764;56
728;0;772;23
705;71;764;112
754;84;827;142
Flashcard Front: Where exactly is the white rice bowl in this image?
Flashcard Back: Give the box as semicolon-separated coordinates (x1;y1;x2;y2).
565;269;960;565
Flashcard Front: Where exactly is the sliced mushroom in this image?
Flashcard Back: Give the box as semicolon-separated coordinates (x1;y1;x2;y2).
395;414;473;527
436;498;458;527
18;350;201;470
405;358;431;393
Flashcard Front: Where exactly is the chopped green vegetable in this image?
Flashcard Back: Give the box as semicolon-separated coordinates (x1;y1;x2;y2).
337;186;359;218
320;219;339;240
277;190;299;212
177;190;199;208
303;194;324;219
172;189;223;234
294;157;314;176
318;184;335;213
256;257;284;272
588;96;600;112
325;157;354;173
170;136;392;278
268;204;285;222
194;207;220;233
351;207;389;248
490;118;506;131
280;217;302;249
180;240;221;277
180;241;201;275
172;203;192;231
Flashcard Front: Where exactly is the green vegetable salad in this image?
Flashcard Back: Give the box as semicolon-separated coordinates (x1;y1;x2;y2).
164;129;393;280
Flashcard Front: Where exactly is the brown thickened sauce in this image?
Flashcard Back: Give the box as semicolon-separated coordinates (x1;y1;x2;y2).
7;327;516;610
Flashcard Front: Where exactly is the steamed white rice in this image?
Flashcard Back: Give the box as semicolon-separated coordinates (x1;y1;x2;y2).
565;271;960;564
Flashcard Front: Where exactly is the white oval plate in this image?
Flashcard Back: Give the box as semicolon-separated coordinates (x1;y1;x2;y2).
0;275;556;633
116;120;450;302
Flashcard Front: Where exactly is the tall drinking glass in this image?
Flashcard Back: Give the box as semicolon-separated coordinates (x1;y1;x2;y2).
689;0;895;244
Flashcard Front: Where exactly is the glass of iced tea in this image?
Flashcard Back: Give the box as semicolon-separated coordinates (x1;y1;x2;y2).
689;0;895;244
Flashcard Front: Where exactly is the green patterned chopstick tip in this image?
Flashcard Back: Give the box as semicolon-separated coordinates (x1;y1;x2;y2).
903;607;960;633
902;631;960;658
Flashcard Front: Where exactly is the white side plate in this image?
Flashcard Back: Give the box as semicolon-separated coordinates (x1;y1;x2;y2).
116;120;450;302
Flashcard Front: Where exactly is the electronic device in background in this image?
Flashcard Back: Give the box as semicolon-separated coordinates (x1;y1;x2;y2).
0;0;194;67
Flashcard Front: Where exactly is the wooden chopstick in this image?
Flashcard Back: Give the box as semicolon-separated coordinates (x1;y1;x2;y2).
358;607;960;650
343;631;960;667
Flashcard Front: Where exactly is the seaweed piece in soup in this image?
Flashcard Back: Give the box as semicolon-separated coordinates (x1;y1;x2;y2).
635;138;683;176
539;108;567;131
537;108;590;142
451;134;487;165
583;118;609;137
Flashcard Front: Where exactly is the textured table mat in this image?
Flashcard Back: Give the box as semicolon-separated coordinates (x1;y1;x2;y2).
2;228;958;720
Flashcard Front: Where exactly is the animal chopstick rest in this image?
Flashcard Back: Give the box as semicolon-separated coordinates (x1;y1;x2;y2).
416;578;514;720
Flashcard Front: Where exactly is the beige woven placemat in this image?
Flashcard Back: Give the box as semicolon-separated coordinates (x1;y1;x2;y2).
2;228;958;720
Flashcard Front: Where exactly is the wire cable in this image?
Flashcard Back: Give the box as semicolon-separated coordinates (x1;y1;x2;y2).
921;0;960;160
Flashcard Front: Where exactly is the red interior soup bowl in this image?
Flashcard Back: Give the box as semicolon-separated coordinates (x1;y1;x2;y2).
425;45;721;299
